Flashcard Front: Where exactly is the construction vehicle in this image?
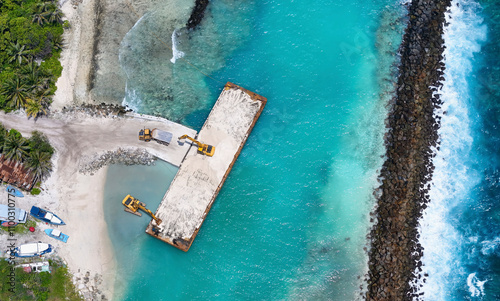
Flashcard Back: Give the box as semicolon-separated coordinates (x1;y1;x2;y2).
139;128;173;145
122;195;162;225
178;135;215;157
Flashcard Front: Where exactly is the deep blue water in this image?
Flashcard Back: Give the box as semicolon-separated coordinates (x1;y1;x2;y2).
416;0;500;300
103;0;500;300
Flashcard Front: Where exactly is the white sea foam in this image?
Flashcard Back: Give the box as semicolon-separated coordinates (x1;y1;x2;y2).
170;28;185;63
121;85;140;112
481;237;500;255
119;14;147;112
415;0;486;299
467;273;487;297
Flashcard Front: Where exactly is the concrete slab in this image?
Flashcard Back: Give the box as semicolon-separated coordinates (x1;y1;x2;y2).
0;112;196;169
146;83;267;251
124;113;197;167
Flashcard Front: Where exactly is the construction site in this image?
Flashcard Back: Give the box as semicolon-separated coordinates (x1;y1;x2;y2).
125;82;266;251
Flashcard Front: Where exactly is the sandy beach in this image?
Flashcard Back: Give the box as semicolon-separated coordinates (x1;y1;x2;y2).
0;0;197;299
0;108;196;299
0;111;117;299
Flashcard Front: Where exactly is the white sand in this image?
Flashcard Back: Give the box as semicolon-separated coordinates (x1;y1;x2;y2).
0;109;196;299
53;0;99;109
0;0;197;298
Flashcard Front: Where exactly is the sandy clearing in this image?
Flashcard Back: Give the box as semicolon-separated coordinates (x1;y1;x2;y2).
0;110;195;300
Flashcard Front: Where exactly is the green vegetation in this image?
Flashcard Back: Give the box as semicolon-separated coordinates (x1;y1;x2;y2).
0;0;65;118
0;259;82;301
0;124;54;182
30;187;41;195
0;219;36;234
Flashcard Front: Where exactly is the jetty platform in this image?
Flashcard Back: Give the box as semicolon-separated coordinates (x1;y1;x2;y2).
146;82;267;251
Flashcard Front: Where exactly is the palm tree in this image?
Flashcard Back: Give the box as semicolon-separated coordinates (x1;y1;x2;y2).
25;97;48;120
3;134;30;162
48;8;63;24
7;42;30;65
32;12;49;25
1;77;30;109
34;2;55;13
21;60;50;93
0;125;7;154
27;150;53;181
52;35;64;50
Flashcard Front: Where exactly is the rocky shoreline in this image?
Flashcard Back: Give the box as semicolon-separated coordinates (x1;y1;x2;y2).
79;148;157;175
186;0;209;30
365;0;450;300
59;103;131;118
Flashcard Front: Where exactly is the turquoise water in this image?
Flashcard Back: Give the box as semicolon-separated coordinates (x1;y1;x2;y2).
103;160;178;298
105;0;500;299
105;0;408;300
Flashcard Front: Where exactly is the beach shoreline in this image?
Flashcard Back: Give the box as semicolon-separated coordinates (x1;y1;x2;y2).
0;131;116;300
0;106;199;299
44;0;194;296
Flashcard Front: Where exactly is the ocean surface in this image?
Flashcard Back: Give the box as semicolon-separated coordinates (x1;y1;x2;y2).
102;0;500;300
416;0;500;300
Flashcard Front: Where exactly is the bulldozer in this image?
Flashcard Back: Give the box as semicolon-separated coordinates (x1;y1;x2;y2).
122;195;162;225
178;135;215;157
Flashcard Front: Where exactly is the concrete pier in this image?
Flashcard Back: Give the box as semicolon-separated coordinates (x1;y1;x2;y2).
123;113;197;167
146;82;267;251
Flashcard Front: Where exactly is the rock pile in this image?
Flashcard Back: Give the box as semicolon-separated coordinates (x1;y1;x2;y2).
79;148;156;175
73;270;107;301
186;0;209;30
58;103;132;118
365;0;450;300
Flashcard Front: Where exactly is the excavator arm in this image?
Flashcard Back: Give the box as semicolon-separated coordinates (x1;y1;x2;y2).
178;135;216;157
138;204;162;225
178;135;202;148
122;195;162;225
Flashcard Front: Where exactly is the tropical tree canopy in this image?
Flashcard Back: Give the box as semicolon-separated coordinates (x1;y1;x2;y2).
1;77;30;109
0;125;54;182
3;133;30;161
25;97;48;119
0;0;65;115
27;149;53;181
7;42;30;65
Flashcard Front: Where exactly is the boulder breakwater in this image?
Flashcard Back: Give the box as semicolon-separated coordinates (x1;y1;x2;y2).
186;0;209;30
365;0;451;300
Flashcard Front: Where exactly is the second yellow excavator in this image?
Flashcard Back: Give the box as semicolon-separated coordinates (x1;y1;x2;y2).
122;195;162;225
178;135;215;157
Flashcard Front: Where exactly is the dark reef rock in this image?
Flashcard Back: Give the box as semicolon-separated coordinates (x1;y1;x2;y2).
365;0;451;300
186;0;210;30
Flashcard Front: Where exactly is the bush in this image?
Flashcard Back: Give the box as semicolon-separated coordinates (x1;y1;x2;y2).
0;219;36;234
8;129;21;139
0;259;83;301
31;187;41;195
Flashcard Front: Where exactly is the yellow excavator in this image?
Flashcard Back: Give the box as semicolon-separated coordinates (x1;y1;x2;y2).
122;195;162;225
178;135;215;157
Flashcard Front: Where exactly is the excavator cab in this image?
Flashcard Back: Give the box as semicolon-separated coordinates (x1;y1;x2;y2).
200;144;215;157
122;195;162;225
178;135;215;157
138;129;152;142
